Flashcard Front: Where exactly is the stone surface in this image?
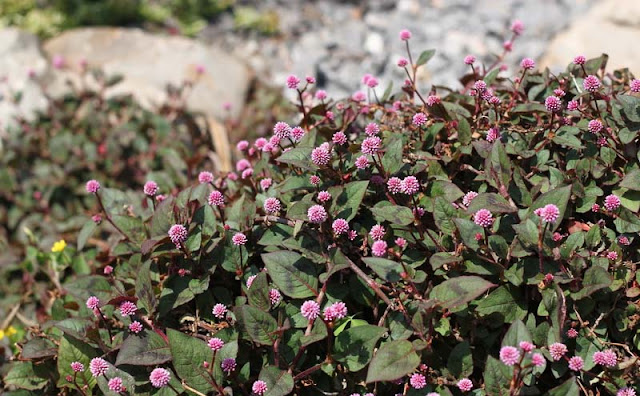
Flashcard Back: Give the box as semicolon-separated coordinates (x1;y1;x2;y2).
43;28;251;120
0;28;49;127
200;0;597;99
540;0;640;75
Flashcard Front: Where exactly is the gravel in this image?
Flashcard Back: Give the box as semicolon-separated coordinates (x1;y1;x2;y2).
200;0;596;99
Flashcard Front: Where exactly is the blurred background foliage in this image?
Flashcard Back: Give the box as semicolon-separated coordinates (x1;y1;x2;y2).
0;0;280;38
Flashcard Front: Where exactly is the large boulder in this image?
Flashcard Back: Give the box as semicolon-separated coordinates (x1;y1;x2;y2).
0;28;49;127
540;0;640;75
43;27;251;121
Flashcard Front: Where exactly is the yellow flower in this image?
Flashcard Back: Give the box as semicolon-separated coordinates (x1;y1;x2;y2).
6;326;16;336
0;329;5;340
51;239;67;253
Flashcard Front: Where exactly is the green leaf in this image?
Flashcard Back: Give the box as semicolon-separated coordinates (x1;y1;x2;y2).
167;329;214;394
457;117;472;145
502;320;532;347
329;181;369;221
5;362;48;391
262;251;318;298
65;275;113;306
447;341;473;377
572;266;612;300
362;257;403;282
619;95;640;122
258;366;294;396
529;185;572;231
136;260;157;315
483;356;511;396
365;340;420;383
247;272;272;311
370;204;414;225
241;305;278;346
276;146;316;170
430;276;495;310
115;331;171;366
57;335;98;390
416;49;436;66
454;218;483;250
433;196;457;234
381;136;404;174
476;285;528;323
575;335;602;371
77;220;97;251
545;377;580;396
333;325;386;372
466;193;517;213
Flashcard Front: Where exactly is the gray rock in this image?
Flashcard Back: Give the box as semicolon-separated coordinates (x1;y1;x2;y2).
0;28;49;128
43;27;251;120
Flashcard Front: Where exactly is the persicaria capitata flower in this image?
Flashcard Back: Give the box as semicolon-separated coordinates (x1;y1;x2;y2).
252;380;268;395
311;146;332;166
208;190;225;206
426;95;441;106
286;75;300;89
371;240;387;257
149;368;171;388
531;353;545;367
618;388;636;396
473;80;487;92
631;79;640;93
500;346;520;366
317;191;331;203
567;328;579;338
573;55;586;65
323;301;348;321
462;191;478;207
71;362;84;372
365;122;380;136
260;178;272;190
85;179;100;194
144;181;158;196
544;96;562;112
212;303;227;319
355;155;369;169
119;301;137;316
221;358;236;374
86;296;100;310
593;349;617;367
301;300;320;320
519;341;534;353
108;377;123;392
198;171;213;184
511;19;524;35
399;29;412;41
332;219;349;235
568;356;584;371
410;373;427;389
583;75;601;92
549;342;568;361
520;58;535;70
534;204;560;223
486;127;500;142
361;136;382;155
464;55;475;65
263;197;281;214
369;225;385;241
332;132;347;145
604;194;621;211
232;233;247;246
273;121;291;139
474;209;493;227
401;176;420;195
168;224;188;247
397;57;409;67
307;205;328;224
129;321;143;333
388;177;402;194
412;112;427;126
208;337;225;351
89;357;109;377
588;119;604;133
269;289;282;305
457;378;473;392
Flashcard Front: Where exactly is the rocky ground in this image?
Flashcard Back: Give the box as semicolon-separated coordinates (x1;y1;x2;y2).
200;0;598;98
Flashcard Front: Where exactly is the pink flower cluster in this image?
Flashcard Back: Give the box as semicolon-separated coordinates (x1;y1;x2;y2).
323;301;348;321
534;204;560;223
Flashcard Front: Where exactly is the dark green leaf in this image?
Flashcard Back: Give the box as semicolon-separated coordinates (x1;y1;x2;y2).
115;331;171;366
365;340;420;383
430;276;495;310
262;251;318;298
241;305;278;346
167;329;214;394
416;49;436;66
333;325;386;372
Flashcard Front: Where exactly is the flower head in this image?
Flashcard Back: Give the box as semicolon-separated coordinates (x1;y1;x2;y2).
604;194;621;211
369;225;386;241
631;79;640;93
144;181;158;196
549;342;568;361
311;146;332;166
464;55;476;65
86;296;100;310
301;300;320;320
119;301;137;316
269;289;282;305
150;368;171;388
212;303;227;319
361;136;382;155
568;356;584;371
387;177;402;194
410;373;427;389
332;132;347;145
71;362;84;372
86;180;100;194
593;349;617;367
588;119;604;133
534;204;560;223
252;380;268;395
286;75;300;90
355;155;369;169
324;301;348;321
486;127;500;142
51;239;67;253
264;197;281;214
545;96;562;112
129;321;143;333
474;209;493;228
260;178;273;191
317;191;332;203
401;176;420;195
208;337;225;351
567;328;579;338
309;175;321;186
474;80;487;92
399;29;412;41
307;205;328;224
618;388;636;396
89;357;109;377
519;341;535;353
531;353;545;367
232;233;247;246
198;171;214;184
520;58;535;70
462;191;478;207
511;19;524;35
168;224;188;247
372;240;387;257
108;377;124;392
332;219;349;235
583;75;601;92
208;191;225;206
221;358;236;374
273;122;291;139
500;346;520;366
457;378;473;392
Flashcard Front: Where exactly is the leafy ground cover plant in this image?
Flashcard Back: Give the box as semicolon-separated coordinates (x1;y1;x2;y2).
3;20;640;395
